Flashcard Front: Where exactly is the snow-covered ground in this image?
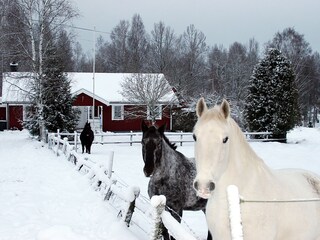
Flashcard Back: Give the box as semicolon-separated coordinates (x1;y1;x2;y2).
0;127;320;240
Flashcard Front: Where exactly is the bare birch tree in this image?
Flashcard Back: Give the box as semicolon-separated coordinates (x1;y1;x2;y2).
7;0;79;138
120;73;175;124
176;24;208;97
127;14;149;72
148;21;177;73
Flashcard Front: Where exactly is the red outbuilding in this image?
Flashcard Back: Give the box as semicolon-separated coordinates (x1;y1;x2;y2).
0;72;179;132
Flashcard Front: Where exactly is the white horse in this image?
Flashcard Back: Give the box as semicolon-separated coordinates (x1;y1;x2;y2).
193;98;320;240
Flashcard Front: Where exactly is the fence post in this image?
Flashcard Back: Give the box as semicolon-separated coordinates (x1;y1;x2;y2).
124;186;140;226
55;136;59;156
63;137;68;154
74;131;78;152
45;129;48;143
48;133;51;149
227;185;244;240
55;130;60;156
180;131;183;146
130;131;133;146
107;151;114;178
104;179;117;201
150;195;166;240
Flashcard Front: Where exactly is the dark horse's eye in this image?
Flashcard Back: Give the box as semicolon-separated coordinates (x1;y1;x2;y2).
193;134;197;141
223;136;229;143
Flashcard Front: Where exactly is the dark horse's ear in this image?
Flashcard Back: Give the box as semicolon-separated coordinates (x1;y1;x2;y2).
141;121;149;133
158;124;166;134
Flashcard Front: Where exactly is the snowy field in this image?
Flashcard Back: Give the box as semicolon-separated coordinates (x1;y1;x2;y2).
0;127;320;240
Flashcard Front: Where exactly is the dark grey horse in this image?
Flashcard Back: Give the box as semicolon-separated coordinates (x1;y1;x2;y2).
80;122;94;154
141;121;212;240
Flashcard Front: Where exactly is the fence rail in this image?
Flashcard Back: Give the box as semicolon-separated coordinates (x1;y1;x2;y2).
227;185;320;240
54;130;278;151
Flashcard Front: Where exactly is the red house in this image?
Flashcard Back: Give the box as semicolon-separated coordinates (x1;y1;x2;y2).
0;72;179;132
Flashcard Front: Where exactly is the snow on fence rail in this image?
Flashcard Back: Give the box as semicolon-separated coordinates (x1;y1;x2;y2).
54;130;277;151
46;132;198;239
47;133;139;226
150;195;197;240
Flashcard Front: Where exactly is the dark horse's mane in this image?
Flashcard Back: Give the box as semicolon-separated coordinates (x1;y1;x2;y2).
159;129;177;150
147;125;177;150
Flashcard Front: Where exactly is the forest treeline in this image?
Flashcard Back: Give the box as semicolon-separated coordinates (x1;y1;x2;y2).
1;0;319;128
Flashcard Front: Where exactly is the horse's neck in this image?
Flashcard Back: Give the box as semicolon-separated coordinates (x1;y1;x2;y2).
159;139;179;170
230;120;258;158
226;119;272;183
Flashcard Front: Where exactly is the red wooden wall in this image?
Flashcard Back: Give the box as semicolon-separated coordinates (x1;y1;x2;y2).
0;92;172;132
73;93;171;132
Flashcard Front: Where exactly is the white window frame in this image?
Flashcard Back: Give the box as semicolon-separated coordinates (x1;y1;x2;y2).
112;105;124;120
147;105;162;120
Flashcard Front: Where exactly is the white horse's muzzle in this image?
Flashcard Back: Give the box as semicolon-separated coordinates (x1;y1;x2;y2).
193;180;215;199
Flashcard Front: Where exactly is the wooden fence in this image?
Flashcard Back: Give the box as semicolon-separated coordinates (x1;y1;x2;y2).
46;133;197;239
53;130;276;152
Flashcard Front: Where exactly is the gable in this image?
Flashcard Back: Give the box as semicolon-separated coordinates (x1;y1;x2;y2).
73;88;109;106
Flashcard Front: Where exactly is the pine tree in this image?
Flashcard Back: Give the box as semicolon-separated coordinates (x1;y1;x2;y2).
244;48;299;142
40;46;79;133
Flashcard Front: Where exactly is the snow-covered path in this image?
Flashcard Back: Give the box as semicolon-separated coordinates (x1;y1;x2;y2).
0;131;139;240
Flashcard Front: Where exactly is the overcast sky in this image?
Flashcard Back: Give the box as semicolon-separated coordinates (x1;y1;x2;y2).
71;0;320;54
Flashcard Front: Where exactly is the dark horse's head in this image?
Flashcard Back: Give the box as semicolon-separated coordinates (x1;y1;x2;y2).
84;122;91;130
141;121;176;177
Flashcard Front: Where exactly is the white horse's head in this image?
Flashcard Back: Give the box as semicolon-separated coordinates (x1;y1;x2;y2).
193;98;231;199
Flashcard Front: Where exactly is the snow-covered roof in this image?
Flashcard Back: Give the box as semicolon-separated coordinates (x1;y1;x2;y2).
1;72;33;103
68;72;177;104
1;72;178;105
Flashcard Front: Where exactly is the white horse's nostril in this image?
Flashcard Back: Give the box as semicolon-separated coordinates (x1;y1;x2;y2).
209;181;215;191
193;181;199;190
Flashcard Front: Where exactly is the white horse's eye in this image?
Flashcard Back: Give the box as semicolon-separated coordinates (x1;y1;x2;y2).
223;136;229;143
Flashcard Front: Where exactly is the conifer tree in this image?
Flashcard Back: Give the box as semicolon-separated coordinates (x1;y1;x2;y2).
41;46;79;133
244;48;299;141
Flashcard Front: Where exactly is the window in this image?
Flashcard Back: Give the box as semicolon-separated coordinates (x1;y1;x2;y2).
112;105;124;120
147;105;162;120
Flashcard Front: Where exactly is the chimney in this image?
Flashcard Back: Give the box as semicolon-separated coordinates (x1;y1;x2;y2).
10;62;18;72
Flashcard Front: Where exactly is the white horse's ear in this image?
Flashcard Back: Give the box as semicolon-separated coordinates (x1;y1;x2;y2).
221;99;230;119
196;97;208;117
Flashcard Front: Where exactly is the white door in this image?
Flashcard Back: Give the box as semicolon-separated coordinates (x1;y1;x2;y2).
75;106;88;130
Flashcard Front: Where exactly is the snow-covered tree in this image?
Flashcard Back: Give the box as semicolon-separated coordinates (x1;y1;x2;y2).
244;48;299;141
41;46;79;132
266;28;316;124
24;44;79;134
